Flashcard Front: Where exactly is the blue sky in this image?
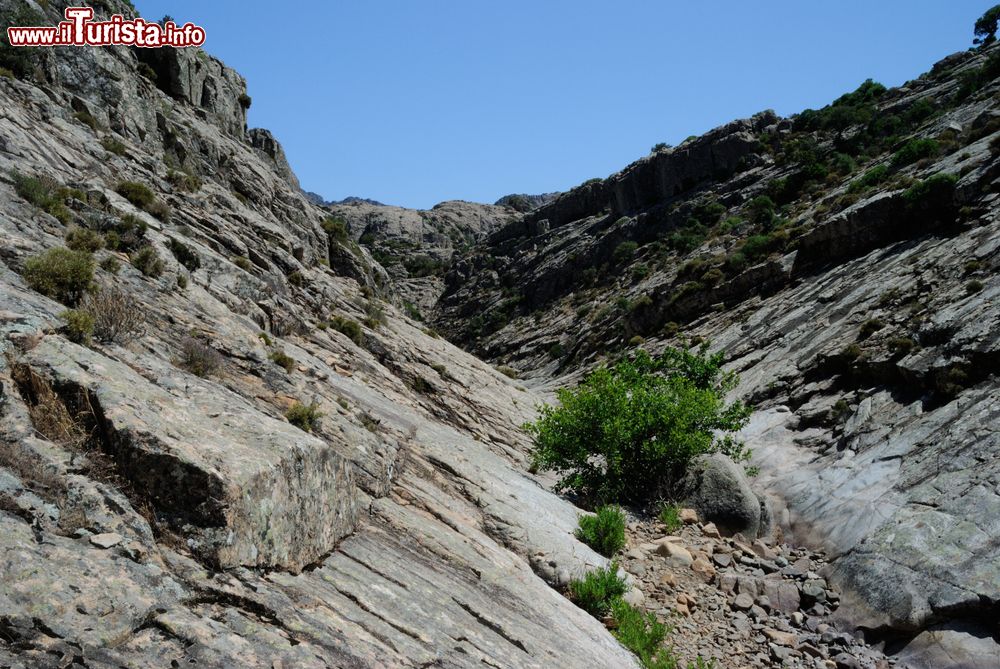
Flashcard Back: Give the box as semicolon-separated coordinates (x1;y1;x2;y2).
133;1;993;209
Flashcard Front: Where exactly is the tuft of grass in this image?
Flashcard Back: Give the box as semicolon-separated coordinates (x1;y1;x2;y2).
60;309;94;345
12;171;73;223
232;255;254;272
568;564;627;618
658;503;682;533
269;350;295;373
859;318;885;339
65;226;104;253
101;136;127;156
116;181;170;221
966;279;984;295
329;315;363;345
286;402;321;432
610;599;670;668
73;110;100;131
576;505;626;557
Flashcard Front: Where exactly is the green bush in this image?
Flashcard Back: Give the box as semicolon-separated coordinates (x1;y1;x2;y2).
103;214;147;252
613;241;639;265
117;181;169;221
65;226;104;253
286;402;322;432
967;279;984;295
12;172;72;224
329;315;363;344
859;318;884;339
576;505;626;557
101;136;128;156
568;564;627;618
848;164;889;192
60;309;94;345
22;248;94;305
238;92;252;109
232;255;254;271
269;350;295;373
526;346;751;504
73;111;100;132
131;245;164;277
610;599;671;668
902;173;958;213
891;138;939;167
974;4;1000;45
322;216;349;241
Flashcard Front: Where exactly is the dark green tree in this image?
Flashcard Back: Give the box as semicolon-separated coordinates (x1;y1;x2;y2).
974;5;1000;45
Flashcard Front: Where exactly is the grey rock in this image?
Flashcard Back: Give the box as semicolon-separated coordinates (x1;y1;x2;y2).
680;453;768;538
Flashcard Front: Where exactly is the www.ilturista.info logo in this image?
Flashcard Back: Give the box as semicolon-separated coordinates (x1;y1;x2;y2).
6;7;205;48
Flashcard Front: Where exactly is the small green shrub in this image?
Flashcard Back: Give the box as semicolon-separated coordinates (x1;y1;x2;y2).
286;402;322;432
329;315;363;345
12;172;72;223
527;346;751;504
610;599;671;668
287;270;306;287
60;309;94;345
103;214;147;252
238;92;252;109
902;173;958;211
22;247;94;305
363;300;387;329
891;138;939;167
848;164;890;192
137;62;157;81
166;169;201;192
497;365;520;379
101;136;127;156
966;279;984;295
117;181;169;221
131;245;164;277
658;503;682;533
269;350;295;373
322;216;349;241
613;241;639;265
568;564;627;618
576;505;626;557
100;256;120;274
65;226;105;253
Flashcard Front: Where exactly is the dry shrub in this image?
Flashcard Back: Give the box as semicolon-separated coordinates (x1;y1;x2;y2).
80;285;146;344
178;337;223;377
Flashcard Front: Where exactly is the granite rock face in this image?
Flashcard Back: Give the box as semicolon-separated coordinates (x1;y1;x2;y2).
0;4;640;665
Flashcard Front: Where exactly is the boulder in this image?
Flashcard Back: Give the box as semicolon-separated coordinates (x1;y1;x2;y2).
680;454;769;538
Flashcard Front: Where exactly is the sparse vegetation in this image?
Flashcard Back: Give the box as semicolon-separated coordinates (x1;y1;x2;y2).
329;315;363;345
527;345;752;504
65;226;104;253
269;350;295;373
116;181;170;221
101;136;128;156
22;247;94;305
232;255;254;271
286;402;322;432
167;238;200;272
613;241;639;265
322;216;349;241
575;505;626;557
178;337;223;377
73;110;100;132
891;138;939;167
12;171;73;224
79;286;145;344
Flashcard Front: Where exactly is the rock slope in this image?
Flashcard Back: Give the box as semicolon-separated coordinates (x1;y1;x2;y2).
433;42;1000;669
0;1;639;666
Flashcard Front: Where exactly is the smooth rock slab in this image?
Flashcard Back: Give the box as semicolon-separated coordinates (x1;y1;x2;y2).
21;338;358;572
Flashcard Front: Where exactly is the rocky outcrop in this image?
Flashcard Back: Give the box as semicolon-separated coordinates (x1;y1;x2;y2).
680;454;770;539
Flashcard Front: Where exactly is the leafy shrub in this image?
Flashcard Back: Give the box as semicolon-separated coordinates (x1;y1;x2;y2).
80;286;145;344
60;309;94;345
12;172;72;223
613;241;639;265
526;346;752;504
238;92;252;109
363;300;387;329
974;4;1000;45
137;62;157;81
329;315;363;344
891;138;939;167
0;4;43;79
131;245;164;277
576;505;626;557
166;169;201;192
116;181;169;220
497;365;520;379
568;564;627;618
22;248;94;305
100;256;120;274
901;173;958;213
101;136;127;156
65;226;104;253
286;402;321;432
269;350;295;373
103;214;147;252
322;216;349;241
167;238;200;272
610;599;671;668
178;338;223;377
967;279;984;294
658;503;682;533
403;254;448;277
848;164;889;192
287;270;306;287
